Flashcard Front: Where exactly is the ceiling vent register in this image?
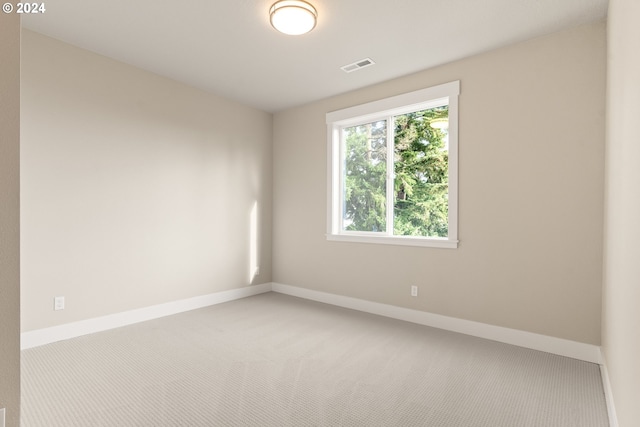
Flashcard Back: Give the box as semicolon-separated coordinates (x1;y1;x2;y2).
341;58;375;73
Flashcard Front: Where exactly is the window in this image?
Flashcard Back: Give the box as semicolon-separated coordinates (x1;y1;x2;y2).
326;81;459;248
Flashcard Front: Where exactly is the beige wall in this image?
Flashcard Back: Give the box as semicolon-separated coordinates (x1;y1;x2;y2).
0;12;21;427
273;21;606;345
21;30;273;331
603;0;640;425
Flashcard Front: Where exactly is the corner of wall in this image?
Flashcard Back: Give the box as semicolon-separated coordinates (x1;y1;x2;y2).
0;11;22;427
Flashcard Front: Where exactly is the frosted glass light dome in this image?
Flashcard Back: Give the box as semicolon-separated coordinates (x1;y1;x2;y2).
270;0;317;35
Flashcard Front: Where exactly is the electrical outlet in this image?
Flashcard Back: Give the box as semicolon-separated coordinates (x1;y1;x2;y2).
411;285;418;297
54;296;65;311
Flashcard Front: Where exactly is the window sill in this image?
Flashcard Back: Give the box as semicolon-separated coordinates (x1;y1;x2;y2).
326;233;458;249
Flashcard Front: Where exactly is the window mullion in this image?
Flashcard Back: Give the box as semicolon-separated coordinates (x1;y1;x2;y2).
386;116;394;236
338;126;346;233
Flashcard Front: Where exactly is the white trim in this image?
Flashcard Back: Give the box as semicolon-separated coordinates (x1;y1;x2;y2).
326;81;460;124
326;233;458;248
326;81;460;248
599;352;619;427
447;90;459;242
22;281;603;365
21;283;272;350
271;283;602;364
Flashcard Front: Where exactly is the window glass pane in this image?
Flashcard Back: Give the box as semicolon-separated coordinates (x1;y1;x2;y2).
393;106;449;237
342;120;387;232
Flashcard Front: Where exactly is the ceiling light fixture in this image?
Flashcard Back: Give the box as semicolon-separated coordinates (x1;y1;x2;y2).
269;0;317;36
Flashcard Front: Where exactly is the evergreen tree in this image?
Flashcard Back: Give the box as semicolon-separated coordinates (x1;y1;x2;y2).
393;106;449;237
343;106;449;237
343;120;387;232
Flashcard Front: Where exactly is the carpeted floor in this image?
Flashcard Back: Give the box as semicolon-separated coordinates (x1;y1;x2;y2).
21;292;609;426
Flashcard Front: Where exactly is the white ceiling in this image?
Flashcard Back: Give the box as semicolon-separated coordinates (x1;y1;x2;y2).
22;0;608;112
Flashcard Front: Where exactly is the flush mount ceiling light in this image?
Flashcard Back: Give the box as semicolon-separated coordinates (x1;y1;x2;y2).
269;0;317;35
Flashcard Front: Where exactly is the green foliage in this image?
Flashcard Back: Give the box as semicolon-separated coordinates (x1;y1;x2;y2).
343;107;449;237
393;107;449;237
343;121;387;232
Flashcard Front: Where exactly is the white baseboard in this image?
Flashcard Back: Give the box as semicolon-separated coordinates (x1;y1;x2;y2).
21;283;272;350
599;352;619;427
23;281;602;365
271;282;602;364
20;281;615;424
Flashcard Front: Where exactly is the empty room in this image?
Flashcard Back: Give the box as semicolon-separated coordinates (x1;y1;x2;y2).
1;0;639;426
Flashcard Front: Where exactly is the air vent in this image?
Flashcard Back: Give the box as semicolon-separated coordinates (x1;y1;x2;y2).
341;58;375;73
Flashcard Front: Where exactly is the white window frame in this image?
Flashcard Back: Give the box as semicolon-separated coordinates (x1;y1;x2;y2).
326;80;460;249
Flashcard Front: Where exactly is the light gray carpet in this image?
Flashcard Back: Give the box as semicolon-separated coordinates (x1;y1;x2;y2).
21;292;609;426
